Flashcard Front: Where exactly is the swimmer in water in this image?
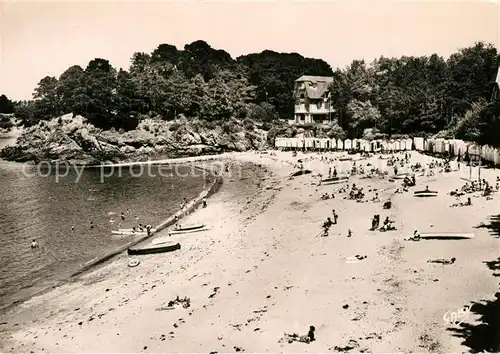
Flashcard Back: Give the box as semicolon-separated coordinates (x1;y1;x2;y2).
121;212;125;221
71;225;75;231
30;239;39;249
90;221;94;228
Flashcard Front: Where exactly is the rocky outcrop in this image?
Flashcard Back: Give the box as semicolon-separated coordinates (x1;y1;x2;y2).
0;115;268;164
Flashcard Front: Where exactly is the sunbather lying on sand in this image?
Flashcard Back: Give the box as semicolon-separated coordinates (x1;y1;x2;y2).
404;230;421;241
280;325;315;344
450;197;472;207
427;257;456;265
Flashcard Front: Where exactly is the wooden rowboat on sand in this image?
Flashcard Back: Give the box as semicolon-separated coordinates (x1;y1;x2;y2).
321;176;349;183
118;228;156;233
127;242;181;255
112;231;149;236
169;227;209;235
419;232;475;240
174;223;205;232
413;190;438;197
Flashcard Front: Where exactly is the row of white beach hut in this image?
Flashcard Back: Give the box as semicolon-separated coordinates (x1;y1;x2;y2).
274;137;500;165
274;137;417;152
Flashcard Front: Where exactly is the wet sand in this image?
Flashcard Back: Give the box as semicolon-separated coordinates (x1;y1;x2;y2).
1;150;500;353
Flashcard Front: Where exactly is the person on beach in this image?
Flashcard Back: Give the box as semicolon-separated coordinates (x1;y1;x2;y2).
333;167;337;177
30;239;39;249
146;225;152;236
322;217;333;236
180;197;187;209
332;210;338;224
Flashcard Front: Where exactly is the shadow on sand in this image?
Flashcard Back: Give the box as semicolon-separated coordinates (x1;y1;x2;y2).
474;214;500;238
447;215;500;352
447;295;500;352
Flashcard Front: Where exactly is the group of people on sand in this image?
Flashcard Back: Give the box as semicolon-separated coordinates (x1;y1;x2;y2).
371;215;396;232
321;210;339;237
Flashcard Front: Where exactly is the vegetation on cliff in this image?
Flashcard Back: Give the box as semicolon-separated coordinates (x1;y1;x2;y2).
0;40;499;162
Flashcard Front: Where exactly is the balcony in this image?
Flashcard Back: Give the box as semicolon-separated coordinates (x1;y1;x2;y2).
294;103;334;114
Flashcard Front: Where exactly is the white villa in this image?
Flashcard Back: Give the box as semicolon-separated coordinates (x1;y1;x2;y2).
290;75;334;125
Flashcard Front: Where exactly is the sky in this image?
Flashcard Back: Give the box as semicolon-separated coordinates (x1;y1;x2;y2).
0;0;499;101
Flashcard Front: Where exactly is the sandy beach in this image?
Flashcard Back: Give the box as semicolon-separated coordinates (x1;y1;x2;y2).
1;150;500;353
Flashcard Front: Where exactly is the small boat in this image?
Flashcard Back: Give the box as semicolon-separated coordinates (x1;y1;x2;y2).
119;228;156;233
169;227;209;235
112;230;148;236
414;190;438;197
321;176;349;183
174;223;205;232
420;233;475;240
291;170;312;177
127;242;181;255
128;259;140;267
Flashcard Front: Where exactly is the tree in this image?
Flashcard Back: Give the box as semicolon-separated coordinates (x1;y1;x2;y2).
0;94;15;114
58;65;88;115
151;43;180;64
83;58;117;128
33;76;60;118
14;39;500;146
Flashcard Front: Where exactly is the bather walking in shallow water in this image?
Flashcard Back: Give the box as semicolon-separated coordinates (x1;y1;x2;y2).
30;239;39;249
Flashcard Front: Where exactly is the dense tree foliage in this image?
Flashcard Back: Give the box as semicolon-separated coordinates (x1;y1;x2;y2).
14;40;331;131
9;40;500;146
329;42;500;145
0;94;15;114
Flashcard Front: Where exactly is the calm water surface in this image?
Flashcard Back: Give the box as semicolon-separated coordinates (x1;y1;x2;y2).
0;138;210;308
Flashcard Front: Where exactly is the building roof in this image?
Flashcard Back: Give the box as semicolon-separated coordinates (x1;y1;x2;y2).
295;75;333;99
295;75;334;83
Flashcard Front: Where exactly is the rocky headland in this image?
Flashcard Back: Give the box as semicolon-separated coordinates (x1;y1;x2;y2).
0;114;269;165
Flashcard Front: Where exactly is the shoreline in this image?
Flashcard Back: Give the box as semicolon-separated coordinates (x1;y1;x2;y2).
2;150;500;352
0;161;224;315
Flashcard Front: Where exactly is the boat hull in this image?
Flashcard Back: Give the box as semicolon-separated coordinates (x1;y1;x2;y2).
291;170;312;177
420;233;474;239
112;231;148;236
322;176;349;183
118;228;156;233
175;224;205;232
414;191;438;197
127;242;181;255
169;227;209;235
